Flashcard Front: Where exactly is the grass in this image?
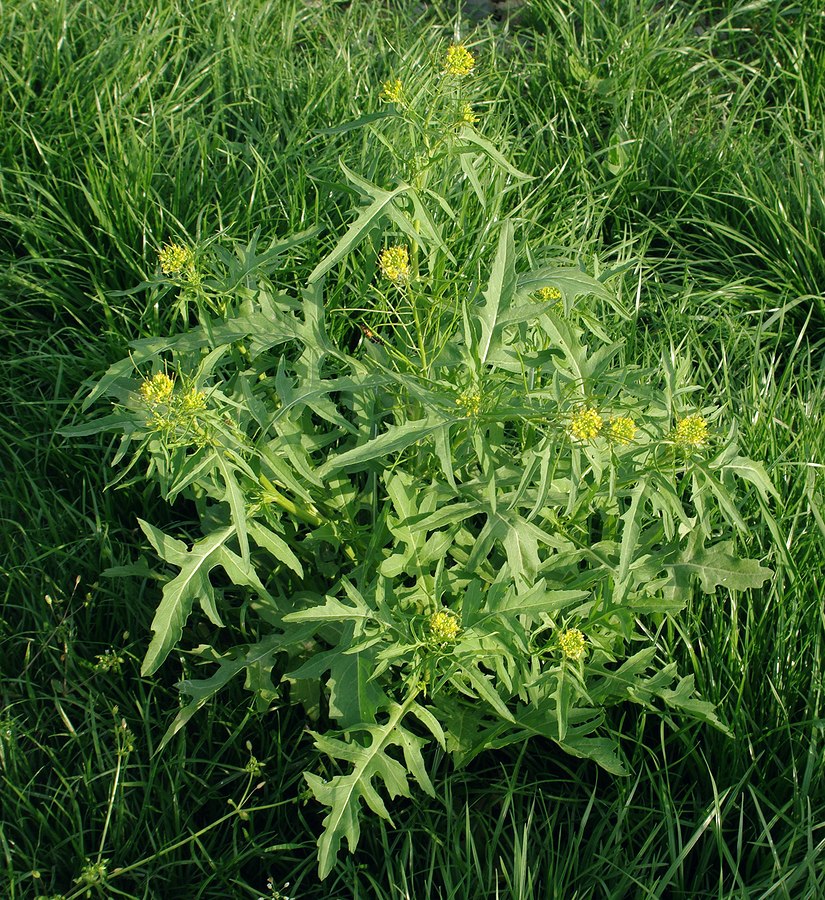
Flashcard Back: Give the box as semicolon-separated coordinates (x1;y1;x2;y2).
1;0;823;896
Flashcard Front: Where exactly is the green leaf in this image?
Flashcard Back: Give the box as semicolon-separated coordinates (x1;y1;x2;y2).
399;185;455;264
456;126;534;181
722;455;780;501
216;226;319;291
554;665;570;741
138;522;274;676
665;540;772;595
458;664;516;722
314;110;394;135
413;501;478;532
516;266;612;303
138;522;233;676
282;580;373;628
212;545;275;607
306;697;433;879
613;477;648;603
317;415;445;478
327;644;388;728
458;152;486;206
694;463;749;532
308;165;411;284
485;579;589;621
477;220;517;367
657;675;732;736
557;734;628;775
79;357;144;411
216;453;249;564
247;520;303;578
59;411;137;437
380;472;443;578
167;448;219;502
606;124;630;176
587;647;658;705
159;653;246;749
406;702;446;749
157;634;284;750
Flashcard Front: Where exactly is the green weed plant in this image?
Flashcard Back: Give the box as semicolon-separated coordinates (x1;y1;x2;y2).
71;43;778;879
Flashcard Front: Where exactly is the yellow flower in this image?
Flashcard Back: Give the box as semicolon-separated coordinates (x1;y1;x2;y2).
535;285;563;314
380;78;404;104
559;628;587;661
570;407;603;442
455;389;482;417
179;387;207;414
608;416;636;445
158;242;195;277
460;103;478;125
139;372;174;406
428;609;461;643
378;245;410;283
672;414;709;448
535;286;562;302
444;44;475;77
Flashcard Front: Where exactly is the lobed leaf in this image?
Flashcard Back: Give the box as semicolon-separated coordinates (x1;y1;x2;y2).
305;698;434;878
138;521;273;676
665;540;773;595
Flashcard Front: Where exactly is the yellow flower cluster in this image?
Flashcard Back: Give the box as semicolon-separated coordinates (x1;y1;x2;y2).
429;609;461;643
562;409;711;449
455;389;482;417
559;628;587;661
535;286;562;302
378;245;411;283
673;414;708;448
460;103;478;125
158;242;195;277
137;374;211;445
444;44;475;77
380;78;404;104
179;387;207;415
608;416;636;445
570;407;603;442
139;373;175;406
535;285;563;314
